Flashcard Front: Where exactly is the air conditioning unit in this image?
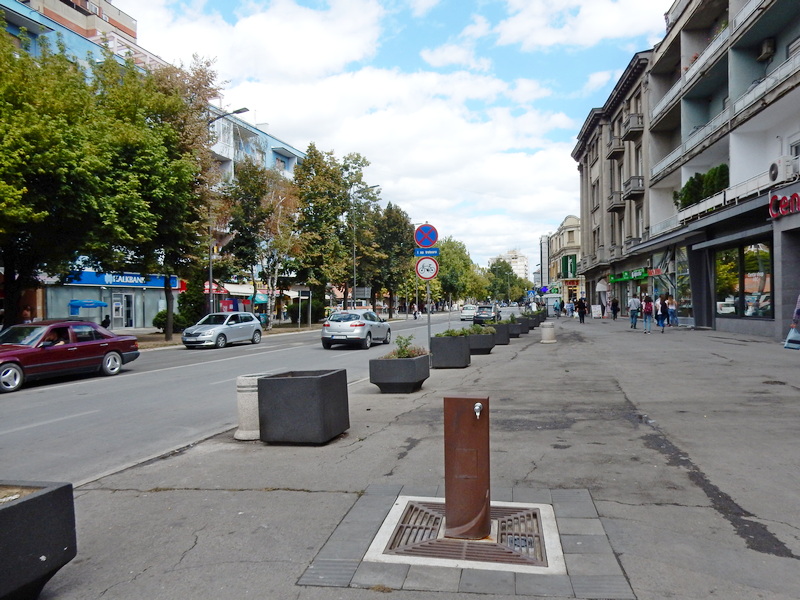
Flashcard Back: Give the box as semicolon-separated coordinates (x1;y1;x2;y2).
769;156;796;182
757;38;776;62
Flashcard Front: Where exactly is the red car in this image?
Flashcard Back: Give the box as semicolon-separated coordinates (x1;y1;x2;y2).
0;320;140;393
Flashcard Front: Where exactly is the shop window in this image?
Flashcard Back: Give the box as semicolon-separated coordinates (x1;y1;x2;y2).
714;242;772;318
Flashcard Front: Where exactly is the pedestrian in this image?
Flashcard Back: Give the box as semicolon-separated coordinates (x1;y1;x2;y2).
642;295;654;334
576;297;588;324
611;297;620;320
21;305;32;323
628;295;641;329
101;314;111;328
655;295;665;331
567;298;575;318
553;298;561;319
667;295;678;326
784;293;800;350
658;296;669;333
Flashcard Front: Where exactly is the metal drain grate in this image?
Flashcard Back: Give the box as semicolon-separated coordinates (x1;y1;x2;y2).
384;501;547;566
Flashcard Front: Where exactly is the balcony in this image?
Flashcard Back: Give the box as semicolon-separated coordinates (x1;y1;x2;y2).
651;79;682;121
607;191;625;212
733;51;800;116
685;28;729;83
651;146;683;180
621;113;643;141
684;107;731;153
622;176;644;199
732;0;762;31
606;136;624;160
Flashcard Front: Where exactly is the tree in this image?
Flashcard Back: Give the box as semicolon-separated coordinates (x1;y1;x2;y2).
0;30;111;324
438;237;472;306
369;203;414;317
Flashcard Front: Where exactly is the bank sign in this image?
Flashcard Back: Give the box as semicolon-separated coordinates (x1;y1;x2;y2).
70;270;179;289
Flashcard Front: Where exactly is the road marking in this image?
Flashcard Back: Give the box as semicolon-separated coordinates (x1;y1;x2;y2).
0;410;100;436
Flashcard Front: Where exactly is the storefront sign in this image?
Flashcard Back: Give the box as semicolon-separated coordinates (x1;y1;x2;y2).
71;270;179;288
647;268;663;276
769;191;800;219
610;268;649;283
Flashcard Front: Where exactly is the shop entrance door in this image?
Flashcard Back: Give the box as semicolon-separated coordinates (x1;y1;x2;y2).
112;293;135;328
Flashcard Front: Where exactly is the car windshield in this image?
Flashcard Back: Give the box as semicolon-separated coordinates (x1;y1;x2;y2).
462;305;476;311
0;325;48;346
198;314;228;325
329;313;360;322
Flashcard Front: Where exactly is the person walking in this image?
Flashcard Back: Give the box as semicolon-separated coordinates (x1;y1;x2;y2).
642;295;654;334
667;295;678;327
576;297;588;324
658;296;669;333
628;295;641;329
610;297;620;320
553;298;561;318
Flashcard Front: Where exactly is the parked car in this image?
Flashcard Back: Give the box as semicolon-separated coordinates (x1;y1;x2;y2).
473;305;500;325
321;309;390;349
460;304;477;321
0;320;139;393
181;312;262;348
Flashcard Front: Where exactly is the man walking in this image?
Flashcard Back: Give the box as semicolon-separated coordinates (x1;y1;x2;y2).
628;295;641;329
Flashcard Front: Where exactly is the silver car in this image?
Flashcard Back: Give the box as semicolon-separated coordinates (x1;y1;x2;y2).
321;309;391;349
182;312;262;349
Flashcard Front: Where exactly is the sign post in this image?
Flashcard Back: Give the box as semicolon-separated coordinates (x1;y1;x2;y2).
414;224;439;353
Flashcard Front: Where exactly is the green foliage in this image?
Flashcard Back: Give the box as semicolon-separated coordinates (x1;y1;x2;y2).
152;310;190;332
435;328;469;337
673;165;729;209
467;324;494;334
287;299;326;324
178;270;208;325
382;334;428;358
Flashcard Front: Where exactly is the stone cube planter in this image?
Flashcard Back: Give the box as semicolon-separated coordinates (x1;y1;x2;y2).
492;323;510;345
518;317;531;333
0;481;77;600
468;333;495;355
508;322;522;338
258;370;349;444
369;355;430;393
430;336;470;369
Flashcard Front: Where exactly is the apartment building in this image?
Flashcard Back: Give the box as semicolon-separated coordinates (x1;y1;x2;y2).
547;215;584;304
489;250;530;281
574;0;800;339
572;51;652;314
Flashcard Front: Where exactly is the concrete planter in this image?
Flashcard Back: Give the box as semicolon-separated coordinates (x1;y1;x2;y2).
257;370;349;444
508;323;522;338
0;481;77;600
468;333;495;355
430;336;471;369
369;355;430;393
492;323;511;345
518;317;531;333
234;372;274;441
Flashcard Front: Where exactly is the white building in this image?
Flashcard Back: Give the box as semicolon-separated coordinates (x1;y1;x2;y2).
489;250;530;281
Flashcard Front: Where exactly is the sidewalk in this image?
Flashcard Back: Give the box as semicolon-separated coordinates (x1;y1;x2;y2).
44;317;800;599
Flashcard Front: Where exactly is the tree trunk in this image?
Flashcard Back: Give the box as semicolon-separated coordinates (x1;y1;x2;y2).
163;273;174;341
1;245;21;327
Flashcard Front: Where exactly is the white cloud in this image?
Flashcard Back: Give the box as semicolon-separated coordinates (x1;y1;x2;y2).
495;0;673;50
420;15;493;72
409;0;442;18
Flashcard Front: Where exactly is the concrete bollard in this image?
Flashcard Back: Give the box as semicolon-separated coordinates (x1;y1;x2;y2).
540;321;556;344
234;373;272;441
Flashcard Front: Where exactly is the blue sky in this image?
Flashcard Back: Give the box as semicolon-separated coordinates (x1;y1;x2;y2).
112;0;673;274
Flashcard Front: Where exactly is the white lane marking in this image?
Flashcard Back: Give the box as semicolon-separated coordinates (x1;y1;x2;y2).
0;410;101;436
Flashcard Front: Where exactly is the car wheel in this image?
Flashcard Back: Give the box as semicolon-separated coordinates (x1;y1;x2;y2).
100;352;122;376
215;334;227;349
321;340;332;349
360;333;372;349
383;329;392;344
251;330;262;344
0;363;23;393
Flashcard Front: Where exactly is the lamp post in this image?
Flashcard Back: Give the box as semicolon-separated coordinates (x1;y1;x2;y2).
206;107;248;314
351;184;380;309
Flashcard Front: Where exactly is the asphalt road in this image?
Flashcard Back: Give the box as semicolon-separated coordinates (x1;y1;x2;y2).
0;310;483;486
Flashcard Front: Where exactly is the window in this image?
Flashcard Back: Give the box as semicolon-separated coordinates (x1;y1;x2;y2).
567;230;575;244
275;157;286;171
714;242;772;318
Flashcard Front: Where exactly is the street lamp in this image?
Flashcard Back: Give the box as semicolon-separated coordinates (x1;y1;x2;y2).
351;184;380;309
206;107;248;314
207;106;249;125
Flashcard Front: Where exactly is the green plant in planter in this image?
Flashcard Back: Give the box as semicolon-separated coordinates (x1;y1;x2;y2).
382;335;428;358
469;324;495;334
436;328;470;337
498;315;517;324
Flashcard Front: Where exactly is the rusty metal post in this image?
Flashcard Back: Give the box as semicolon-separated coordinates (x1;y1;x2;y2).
443;396;490;539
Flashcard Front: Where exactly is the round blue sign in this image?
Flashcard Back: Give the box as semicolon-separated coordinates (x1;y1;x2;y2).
414;224;438;248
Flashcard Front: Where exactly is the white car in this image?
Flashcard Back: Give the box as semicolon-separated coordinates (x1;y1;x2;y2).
181;312;262;348
321;309;390;349
460;304;477;321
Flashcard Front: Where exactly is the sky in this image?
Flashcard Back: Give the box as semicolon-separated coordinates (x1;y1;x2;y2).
112;0;674;277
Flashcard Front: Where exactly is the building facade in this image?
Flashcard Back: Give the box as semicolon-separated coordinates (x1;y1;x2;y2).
574;0;800;339
547;215;584;304
489;249;530;281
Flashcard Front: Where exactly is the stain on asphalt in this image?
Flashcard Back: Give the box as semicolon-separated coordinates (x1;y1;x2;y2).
642;433;797;559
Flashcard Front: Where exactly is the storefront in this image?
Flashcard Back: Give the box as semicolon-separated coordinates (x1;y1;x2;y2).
46;271;179;329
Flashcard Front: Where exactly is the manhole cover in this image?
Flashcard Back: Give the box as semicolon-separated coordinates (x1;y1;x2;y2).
364;496;566;575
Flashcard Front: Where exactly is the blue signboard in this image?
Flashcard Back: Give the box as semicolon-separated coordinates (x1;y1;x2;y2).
414;248;440;257
70;270;179;289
